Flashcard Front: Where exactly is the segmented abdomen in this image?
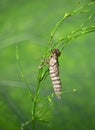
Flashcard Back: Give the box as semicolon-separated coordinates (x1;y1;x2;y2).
49;49;62;99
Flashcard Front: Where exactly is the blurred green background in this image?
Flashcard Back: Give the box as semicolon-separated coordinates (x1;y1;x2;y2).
0;0;95;130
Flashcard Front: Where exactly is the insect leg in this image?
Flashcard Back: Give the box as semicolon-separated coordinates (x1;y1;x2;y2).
38;58;50;69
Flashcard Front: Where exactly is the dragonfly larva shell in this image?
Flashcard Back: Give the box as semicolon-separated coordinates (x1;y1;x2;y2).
49;49;62;99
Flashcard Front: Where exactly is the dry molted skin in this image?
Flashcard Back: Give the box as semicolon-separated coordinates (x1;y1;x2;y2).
49;49;62;99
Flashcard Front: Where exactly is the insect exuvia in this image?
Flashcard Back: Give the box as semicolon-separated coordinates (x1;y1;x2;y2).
49;49;62;99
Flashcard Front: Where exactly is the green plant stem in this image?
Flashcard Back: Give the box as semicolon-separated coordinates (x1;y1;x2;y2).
32;74;42;130
58;26;95;49
49;1;95;48
31;65;50;130
16;45;32;98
